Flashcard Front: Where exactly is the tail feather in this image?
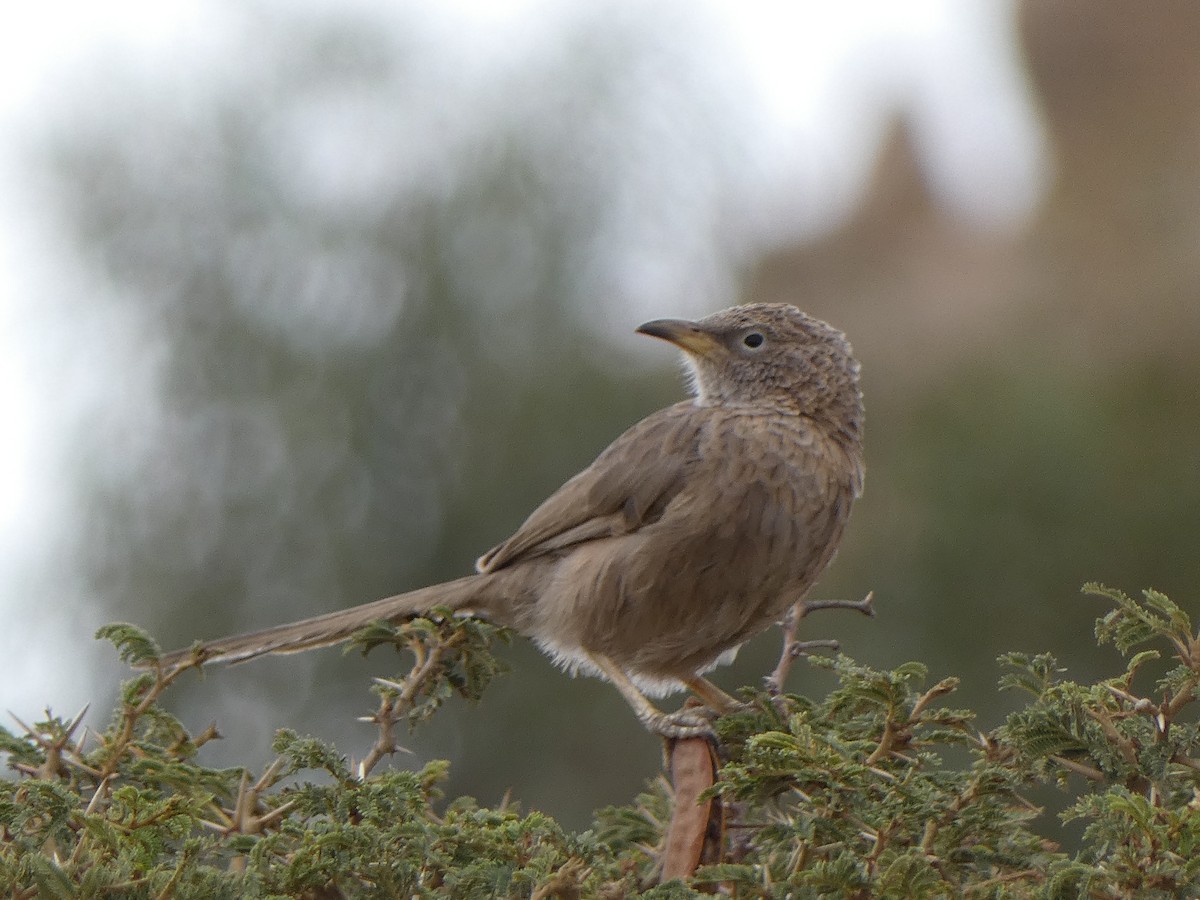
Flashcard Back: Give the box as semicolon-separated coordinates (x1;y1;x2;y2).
157;574;486;670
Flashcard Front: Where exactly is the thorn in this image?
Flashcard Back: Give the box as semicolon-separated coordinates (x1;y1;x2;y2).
73;726;91;757
254;756;287;792
193;722;223;747
61;755;102;778
232;770;253;832
8;711;41;745
83;775;114;815
255;799;297;829
206;803;234;829
63;704;90;741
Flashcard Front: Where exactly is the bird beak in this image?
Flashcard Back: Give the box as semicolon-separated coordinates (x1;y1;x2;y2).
636;318;721;355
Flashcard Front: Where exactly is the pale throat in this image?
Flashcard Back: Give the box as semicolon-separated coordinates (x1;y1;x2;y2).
683;356;815;416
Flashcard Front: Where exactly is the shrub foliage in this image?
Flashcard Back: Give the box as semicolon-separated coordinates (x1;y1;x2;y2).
3;585;1200;897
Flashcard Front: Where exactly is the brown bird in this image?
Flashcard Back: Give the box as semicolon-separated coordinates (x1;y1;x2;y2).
157;303;865;737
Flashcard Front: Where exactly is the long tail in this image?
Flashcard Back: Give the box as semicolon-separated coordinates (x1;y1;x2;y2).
156;574;487;670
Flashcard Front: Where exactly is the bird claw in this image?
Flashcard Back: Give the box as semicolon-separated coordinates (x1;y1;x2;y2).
642;706;718;740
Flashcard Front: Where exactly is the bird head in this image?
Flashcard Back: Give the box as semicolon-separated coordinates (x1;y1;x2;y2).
637;303;863;441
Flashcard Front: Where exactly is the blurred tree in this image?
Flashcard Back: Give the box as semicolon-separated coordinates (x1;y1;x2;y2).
747;3;1200;719
37;4;758;824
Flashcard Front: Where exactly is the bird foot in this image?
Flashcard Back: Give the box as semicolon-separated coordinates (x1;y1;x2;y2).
642;706;718;740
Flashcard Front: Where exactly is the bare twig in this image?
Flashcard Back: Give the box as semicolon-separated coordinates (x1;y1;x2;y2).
766;603;804;696
766;592;874;696
1164;678;1198;720
865;719;899;766
799;593;876;618
1086;707;1140;770
1172;754;1200;773
910;679;959;719
1049;754;1105;782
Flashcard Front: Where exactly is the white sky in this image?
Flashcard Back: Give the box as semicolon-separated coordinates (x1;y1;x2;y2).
0;0;1046;717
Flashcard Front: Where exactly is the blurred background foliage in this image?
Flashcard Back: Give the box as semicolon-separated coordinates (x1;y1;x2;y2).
5;2;1200;827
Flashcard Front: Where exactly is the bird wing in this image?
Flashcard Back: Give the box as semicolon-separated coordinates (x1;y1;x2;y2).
476;402;705;573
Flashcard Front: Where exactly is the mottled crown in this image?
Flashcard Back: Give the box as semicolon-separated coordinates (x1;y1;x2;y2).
684;303;863;442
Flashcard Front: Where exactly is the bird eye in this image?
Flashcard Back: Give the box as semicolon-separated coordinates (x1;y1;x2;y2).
742;332;765;349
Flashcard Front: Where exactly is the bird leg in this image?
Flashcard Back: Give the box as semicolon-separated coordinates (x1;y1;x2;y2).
588;653;715;739
682;676;745;715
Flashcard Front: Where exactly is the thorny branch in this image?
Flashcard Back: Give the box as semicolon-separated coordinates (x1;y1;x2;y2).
356;629;464;779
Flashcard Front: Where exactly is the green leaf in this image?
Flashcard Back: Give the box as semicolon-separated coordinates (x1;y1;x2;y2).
96;622;161;665
271;729;350;780
1087;583;1193;656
